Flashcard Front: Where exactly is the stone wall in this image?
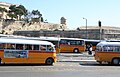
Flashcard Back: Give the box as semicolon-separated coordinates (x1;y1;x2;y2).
0;20;67;34
14;26;120;40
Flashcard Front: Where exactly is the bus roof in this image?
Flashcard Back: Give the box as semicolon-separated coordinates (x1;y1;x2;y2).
60;37;84;41
1;36;85;41
0;38;54;46
84;39;101;42
97;42;120;46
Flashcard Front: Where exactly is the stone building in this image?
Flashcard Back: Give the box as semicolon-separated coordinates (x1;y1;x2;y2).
0;2;13;19
60;17;67;30
13;26;120;40
79;26;120;40
0;2;68;34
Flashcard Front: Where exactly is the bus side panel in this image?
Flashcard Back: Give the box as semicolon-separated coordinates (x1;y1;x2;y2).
95;52;120;62
55;48;60;53
60;44;71;52
28;51;56;63
0;50;4;58
60;44;85;53
0;50;56;64
2;58;28;63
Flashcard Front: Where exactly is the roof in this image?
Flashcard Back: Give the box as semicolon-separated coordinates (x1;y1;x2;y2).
97;41;120;46
0;38;54;46
80;26;120;30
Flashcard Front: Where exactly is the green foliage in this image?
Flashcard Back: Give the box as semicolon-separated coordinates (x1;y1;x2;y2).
0;7;7;12
8;5;27;20
32;10;42;18
31;10;43;22
41;17;44;22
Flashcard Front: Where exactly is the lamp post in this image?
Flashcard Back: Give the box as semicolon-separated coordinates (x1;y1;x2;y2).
83;18;88;39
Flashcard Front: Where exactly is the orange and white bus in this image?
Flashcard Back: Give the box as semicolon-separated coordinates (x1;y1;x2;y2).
94;41;120;65
59;38;85;53
0;38;56;65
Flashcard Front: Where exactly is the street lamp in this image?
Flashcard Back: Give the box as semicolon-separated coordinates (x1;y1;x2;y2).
83;18;88;39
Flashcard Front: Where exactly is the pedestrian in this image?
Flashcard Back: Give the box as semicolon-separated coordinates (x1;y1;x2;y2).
88;44;92;55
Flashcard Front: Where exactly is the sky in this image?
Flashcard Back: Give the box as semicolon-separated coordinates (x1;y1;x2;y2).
1;0;120;29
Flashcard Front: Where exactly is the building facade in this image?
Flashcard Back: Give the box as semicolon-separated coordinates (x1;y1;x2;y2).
13;26;120;40
0;2;12;19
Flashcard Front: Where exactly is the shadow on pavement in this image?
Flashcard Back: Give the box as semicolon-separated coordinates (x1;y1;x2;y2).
79;62;120;66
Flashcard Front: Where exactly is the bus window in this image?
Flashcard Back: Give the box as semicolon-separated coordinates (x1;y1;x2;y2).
47;45;54;51
81;40;85;45
10;44;16;49
40;45;46;51
24;44;32;50
33;45;39;50
60;40;67;44
69;40;75;45
0;43;4;49
16;44;24;50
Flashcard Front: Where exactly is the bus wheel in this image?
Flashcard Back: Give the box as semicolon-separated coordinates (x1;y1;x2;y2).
98;61;102;65
45;58;54;65
112;58;120;65
73;48;79;53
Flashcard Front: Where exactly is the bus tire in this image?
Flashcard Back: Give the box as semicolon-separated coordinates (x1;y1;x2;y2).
98;61;102;65
112;58;120;65
73;48;79;53
45;58;54;65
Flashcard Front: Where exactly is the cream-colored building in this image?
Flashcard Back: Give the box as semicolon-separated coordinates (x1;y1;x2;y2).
0;2;12;19
0;2;68;34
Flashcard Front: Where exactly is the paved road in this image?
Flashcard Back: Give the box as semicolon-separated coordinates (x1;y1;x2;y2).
0;53;120;77
0;62;120;77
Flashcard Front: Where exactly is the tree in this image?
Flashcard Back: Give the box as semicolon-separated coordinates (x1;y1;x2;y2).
41;17;44;22
7;12;17;19
32;10;42;18
8;5;17;20
16;5;27;20
31;10;42;22
8;5;27;20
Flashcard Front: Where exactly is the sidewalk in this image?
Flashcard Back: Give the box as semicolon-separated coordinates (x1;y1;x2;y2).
57;52;95;62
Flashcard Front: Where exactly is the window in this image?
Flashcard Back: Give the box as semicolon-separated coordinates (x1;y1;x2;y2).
24;44;32;50
33;45;39;50
16;44;24;50
46;45;54;51
0;43;4;49
10;44;16;49
40;45;46;51
60;40;67;44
